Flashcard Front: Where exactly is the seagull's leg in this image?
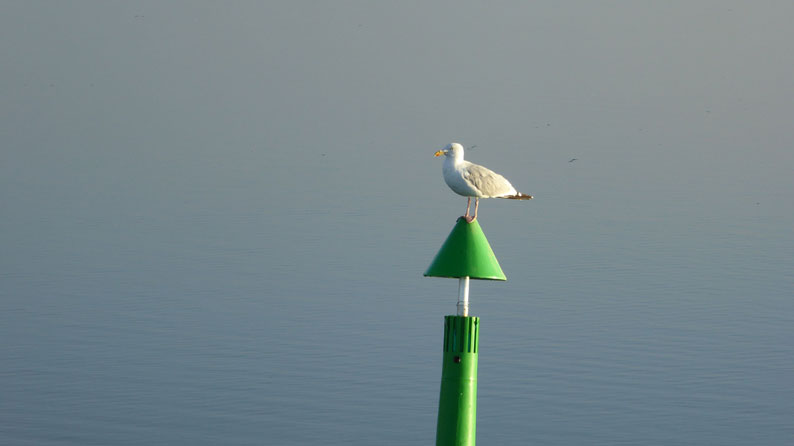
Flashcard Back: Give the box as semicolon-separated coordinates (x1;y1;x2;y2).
473;198;479;221
464;197;476;223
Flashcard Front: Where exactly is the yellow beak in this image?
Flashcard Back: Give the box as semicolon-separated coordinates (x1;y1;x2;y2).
434;150;445;157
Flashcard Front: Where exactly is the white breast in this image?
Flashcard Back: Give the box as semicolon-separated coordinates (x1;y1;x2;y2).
443;159;482;197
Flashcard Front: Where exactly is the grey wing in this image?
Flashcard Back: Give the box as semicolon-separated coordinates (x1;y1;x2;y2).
462;163;516;197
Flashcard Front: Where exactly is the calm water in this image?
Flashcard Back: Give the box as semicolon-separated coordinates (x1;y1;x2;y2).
2;2;794;445
2;154;792;445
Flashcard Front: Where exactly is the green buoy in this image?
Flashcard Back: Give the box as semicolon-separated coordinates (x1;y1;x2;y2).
425;217;506;446
436;314;479;446
424;217;506;282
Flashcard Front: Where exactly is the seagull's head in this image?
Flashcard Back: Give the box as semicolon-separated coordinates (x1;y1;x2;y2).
434;142;464;159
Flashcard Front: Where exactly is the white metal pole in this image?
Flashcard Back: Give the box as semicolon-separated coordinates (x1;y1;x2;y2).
457;276;470;316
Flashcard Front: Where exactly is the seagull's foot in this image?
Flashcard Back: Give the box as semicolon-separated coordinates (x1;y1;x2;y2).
464;215;476;223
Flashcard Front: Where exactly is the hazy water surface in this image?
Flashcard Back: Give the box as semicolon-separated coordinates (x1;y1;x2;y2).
2;2;793;445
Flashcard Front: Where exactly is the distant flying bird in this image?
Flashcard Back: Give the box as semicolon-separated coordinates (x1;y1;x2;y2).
569;158;578;163
434;142;532;222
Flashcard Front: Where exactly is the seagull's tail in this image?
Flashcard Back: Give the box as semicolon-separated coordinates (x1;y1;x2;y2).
499;192;533;200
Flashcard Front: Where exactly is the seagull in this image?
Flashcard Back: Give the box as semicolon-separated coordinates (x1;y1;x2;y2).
434;143;532;222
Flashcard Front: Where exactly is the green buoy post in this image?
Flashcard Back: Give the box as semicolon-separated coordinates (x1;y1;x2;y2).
425;217;506;446
437;314;479;445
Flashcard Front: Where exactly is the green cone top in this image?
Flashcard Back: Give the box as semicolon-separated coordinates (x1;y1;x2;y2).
424;217;506;281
